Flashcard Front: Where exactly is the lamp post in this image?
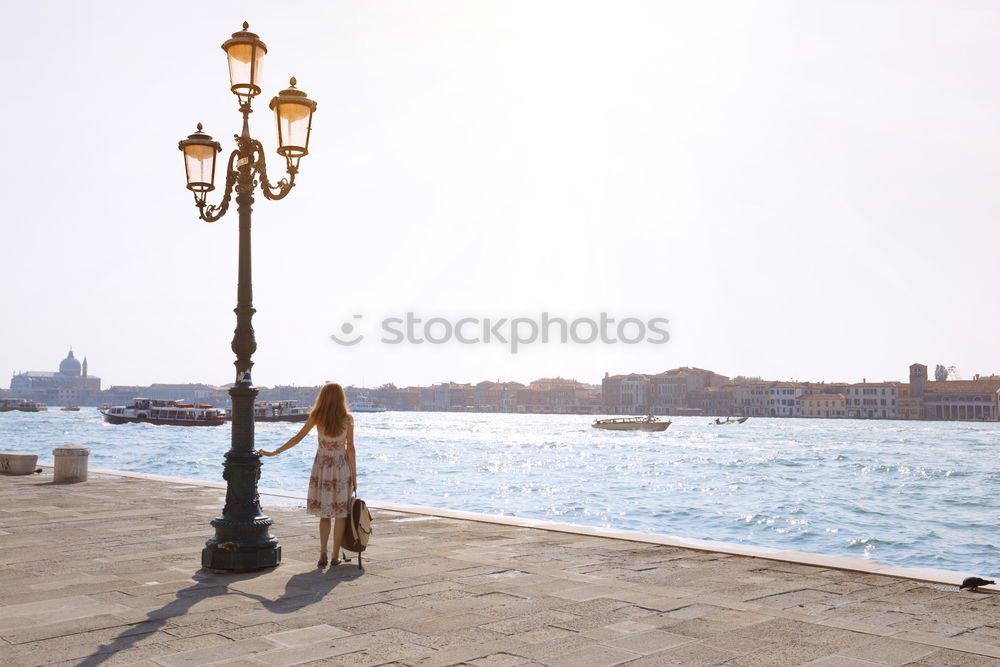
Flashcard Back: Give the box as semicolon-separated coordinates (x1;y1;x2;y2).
178;22;317;571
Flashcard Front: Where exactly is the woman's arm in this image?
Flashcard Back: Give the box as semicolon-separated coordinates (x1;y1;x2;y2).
346;421;357;490
257;416;315;456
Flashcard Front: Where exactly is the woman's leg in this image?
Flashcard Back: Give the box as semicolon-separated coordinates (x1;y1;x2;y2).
319;517;332;558
331;517;347;560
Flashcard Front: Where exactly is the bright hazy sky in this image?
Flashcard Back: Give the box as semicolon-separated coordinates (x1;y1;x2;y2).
3;1;999;388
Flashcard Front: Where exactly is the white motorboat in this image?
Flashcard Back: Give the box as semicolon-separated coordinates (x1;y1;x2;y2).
350;393;387;413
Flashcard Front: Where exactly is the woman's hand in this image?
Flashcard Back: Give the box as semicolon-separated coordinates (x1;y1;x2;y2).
256;449;276;457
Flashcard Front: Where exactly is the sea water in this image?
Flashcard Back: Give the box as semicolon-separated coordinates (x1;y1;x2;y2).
3;409;998;577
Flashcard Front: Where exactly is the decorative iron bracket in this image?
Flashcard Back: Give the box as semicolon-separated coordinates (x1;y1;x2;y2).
198;150;238;222
254;140;296;200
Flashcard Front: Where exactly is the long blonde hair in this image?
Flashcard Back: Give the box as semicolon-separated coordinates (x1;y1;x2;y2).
311;383;352;437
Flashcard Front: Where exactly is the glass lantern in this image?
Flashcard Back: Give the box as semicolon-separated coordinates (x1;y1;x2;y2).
269;77;317;170
221;22;267;102
178;123;222;194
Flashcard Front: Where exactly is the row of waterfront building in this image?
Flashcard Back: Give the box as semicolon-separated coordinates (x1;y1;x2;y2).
600;364;1000;421
6;352;998;422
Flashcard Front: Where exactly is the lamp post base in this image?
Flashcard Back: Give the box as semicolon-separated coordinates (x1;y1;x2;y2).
202;383;281;572
202;514;281;571
202;540;281;572
200;461;282;571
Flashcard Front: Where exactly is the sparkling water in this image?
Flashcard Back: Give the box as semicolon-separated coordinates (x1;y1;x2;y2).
3;409;998;576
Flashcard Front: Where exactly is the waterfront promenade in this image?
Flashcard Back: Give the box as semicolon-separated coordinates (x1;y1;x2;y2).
2;472;1000;666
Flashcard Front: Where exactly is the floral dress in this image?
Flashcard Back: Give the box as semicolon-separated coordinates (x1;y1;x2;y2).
306;417;354;518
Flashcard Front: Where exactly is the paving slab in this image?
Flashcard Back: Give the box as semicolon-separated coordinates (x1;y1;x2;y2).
3;470;1000;666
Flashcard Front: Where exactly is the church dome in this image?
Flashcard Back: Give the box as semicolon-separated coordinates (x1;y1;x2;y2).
59;350;81;376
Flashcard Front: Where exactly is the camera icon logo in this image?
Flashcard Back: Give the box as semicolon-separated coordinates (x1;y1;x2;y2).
330;315;364;346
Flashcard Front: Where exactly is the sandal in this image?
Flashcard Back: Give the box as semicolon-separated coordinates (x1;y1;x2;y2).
318;552;328;567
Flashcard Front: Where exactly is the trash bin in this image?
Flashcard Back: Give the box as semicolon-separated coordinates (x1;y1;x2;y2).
53;444;90;483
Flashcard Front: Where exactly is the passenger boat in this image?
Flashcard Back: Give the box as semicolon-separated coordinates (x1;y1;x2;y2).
349;393;387;413
100;398;225;426
0;399;49;412
225;400;311;423
712;416;749;425
592;415;671;432
61;406;81;412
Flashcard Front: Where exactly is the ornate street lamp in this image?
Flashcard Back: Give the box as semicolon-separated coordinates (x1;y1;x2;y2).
178;22;317;571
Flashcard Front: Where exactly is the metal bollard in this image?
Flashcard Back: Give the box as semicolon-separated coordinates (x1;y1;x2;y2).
52;444;90;483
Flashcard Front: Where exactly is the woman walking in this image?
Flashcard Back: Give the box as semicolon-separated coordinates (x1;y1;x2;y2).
257;383;356;567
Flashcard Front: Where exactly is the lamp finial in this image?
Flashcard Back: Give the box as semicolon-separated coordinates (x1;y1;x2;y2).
289;77;297;87
242;21;249;30
196;122;203;131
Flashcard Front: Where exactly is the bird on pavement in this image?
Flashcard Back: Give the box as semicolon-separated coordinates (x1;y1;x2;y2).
959;576;995;591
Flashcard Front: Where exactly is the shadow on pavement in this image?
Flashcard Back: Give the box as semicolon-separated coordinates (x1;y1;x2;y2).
78;565;363;666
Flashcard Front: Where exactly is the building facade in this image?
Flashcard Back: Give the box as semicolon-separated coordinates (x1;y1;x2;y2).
906;363;1000;421
601;373;648;414
842;382;899;419
766;383;806;417
736;381;771;417
687;386;737;416
801;393;846;418
9;350;102;406
603;367;730;415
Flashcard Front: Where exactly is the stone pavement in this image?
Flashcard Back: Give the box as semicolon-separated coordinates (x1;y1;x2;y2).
2;471;1000;666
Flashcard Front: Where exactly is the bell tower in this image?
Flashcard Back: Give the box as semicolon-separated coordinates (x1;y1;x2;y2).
909;363;927;398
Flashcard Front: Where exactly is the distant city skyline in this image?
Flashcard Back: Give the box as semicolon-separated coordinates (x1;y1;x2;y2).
11;360;995;423
5;347;984;393
3;2;999;389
